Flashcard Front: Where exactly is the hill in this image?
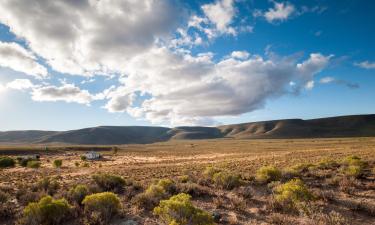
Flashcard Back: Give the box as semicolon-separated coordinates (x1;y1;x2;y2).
0;114;374;145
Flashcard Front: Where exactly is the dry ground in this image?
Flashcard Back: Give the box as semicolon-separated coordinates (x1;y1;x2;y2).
0;137;375;224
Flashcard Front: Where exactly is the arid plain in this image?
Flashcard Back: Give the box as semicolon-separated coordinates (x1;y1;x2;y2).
0;138;375;224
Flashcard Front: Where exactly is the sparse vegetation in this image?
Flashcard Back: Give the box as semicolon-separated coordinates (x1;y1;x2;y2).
0;138;374;224
21;196;71;225
53;159;62;168
154;193;214;225
0;157;16;168
82;192;121;224
92;173;126;192
68;184;89;205
26;160;41;168
256;166;282;183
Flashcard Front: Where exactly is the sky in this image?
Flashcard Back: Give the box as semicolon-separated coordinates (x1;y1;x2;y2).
0;0;374;131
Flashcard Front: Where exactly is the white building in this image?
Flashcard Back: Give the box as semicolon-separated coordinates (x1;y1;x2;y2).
84;151;101;160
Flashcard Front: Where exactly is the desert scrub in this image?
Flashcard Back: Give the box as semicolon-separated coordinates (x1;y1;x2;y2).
274;179;314;210
92;173;126;192
157;178;177;194
0;157;16;168
317;158;339;169
341;155;367;178
53;159;62;168
154;193;214;225
132;178;176;210
82;192;121;224
68;184;89;205
212;171;241;190
36;177;59;195
256;166;282;183
0;190;9;203
20;195;72;225
203;166;221;179
26;160;41;168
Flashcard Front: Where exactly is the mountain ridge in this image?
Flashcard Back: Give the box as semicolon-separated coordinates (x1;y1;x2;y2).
1;114;374;145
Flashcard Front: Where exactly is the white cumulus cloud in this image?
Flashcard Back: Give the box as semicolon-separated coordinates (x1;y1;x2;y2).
355;61;375;69
0;41;47;79
264;2;295;23
6;79;34;90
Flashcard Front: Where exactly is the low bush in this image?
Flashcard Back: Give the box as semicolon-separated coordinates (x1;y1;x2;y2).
82;192;121;224
92;173;126;192
27;160;41;169
0;157;16;168
256;166;282;183
341;155;367;178
21;195;72;225
154;193;214;225
0;190;9;203
132;180;171;210
36;177;60;195
157;178;177;194
274;179;314;210
80;155;87;161
176;183;210;198
212;171;241;190
68;184;89;205
317;159;339;170
203;166;221;179
53;160;62;168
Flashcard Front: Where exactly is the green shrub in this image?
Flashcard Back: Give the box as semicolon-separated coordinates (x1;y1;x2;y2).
68;185;89;205
17;157;39;167
92;174;126;192
21;195;71;225
132;183;168;210
80;155;87;161
256;166;282;183
82;192;121;224
27;160;41;169
36;177;59;195
341;155;367;178
178;175;189;183
203;166;221;179
212;171;241;190
74;162;80;167
53;160;62;168
317;159;339;169
0;157;16;168
274;179;314;210
154;193;214;225
82;162;89;167
157;179;176;194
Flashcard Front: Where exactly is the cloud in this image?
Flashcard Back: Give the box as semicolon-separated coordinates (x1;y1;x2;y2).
0;0;181;76
202;0;236;35
31;83;95;105
104;48;331;125
264;2;295;23
6;79;34;90
355;61;375;69
305;80;314;90
0;41;47;78
320;76;359;89
231;51;250;60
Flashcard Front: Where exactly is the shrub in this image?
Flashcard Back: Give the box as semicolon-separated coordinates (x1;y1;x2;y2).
53;160;62;168
92;174;126;192
74;162;80;167
318;159;339;169
132;183;168;210
256;166;282;183
176;183;210;198
36;177;59;195
153;193;214;225
341;155;367;178
80;155;87;161
203;166;221;179
82;192;121;224
17;157;39;167
157;178;176;194
21;196;71;225
27;160;41;169
274;179;314;210
178;175;189;183
68;185;89;205
0;190;9;203
0;157;16;168
212;171;241;190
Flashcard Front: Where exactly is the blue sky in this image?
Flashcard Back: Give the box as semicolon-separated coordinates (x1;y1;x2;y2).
0;0;374;131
